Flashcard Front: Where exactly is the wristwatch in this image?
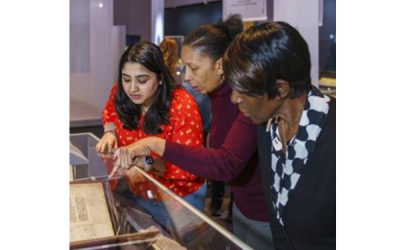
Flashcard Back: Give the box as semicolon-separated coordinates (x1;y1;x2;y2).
144;156;154;171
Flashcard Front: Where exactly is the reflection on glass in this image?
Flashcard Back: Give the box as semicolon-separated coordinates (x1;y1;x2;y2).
70;133;253;250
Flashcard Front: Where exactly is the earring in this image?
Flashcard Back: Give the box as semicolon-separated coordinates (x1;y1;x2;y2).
159;81;162;85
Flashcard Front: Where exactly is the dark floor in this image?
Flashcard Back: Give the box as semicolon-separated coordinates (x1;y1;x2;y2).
71;126;234;233
204;181;234;233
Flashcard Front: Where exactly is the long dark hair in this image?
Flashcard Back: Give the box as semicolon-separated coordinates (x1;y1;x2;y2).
183;14;243;63
114;41;174;135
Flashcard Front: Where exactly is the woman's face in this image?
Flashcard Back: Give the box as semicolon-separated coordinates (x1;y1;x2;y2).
182;45;222;95
121;62;159;110
230;90;281;124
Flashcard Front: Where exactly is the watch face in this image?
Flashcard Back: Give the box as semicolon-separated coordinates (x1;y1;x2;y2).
145;155;154;165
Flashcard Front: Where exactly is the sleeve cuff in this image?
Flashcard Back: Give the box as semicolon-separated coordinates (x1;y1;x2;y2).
104;122;115;132
163;140;181;162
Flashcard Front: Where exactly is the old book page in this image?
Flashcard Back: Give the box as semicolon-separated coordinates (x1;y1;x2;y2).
70;182;115;242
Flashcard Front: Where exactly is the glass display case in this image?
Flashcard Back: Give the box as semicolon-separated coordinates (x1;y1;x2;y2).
70;133;253;250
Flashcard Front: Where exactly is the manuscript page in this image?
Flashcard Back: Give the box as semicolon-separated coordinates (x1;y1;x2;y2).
70;183;114;242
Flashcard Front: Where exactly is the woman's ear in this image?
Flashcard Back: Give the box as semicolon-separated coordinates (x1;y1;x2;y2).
216;58;223;75
276;80;290;99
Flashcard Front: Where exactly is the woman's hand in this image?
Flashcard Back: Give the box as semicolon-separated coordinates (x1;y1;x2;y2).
132;156;150;170
96;131;118;154
133;156;166;176
109;138;153;178
115;140;152;169
109;137;166;179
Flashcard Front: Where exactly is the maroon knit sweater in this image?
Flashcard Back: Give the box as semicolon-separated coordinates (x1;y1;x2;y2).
163;83;269;222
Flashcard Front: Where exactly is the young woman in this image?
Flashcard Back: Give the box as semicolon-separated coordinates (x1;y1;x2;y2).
95;41;206;214
111;16;275;250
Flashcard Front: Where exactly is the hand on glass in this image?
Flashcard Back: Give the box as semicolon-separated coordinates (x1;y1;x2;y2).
108;140;152;179
96;131;118;155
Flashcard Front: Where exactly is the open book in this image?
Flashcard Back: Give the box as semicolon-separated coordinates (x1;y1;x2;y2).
70;182;115;242
70;181;161;249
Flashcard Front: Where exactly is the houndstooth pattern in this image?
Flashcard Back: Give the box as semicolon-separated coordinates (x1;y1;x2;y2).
269;87;331;225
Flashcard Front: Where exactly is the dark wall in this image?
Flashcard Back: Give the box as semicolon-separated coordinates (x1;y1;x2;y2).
164;2;223;36
319;0;336;72
113;0;151;41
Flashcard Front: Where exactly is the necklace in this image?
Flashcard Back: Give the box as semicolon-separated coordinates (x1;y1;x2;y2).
279;117;287;157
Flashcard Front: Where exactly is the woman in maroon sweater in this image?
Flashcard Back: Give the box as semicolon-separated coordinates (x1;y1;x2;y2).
112;15;274;250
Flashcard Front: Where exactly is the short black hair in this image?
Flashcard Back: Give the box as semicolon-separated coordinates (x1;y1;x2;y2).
184;14;243;62
223;21;312;99
114;41;174;134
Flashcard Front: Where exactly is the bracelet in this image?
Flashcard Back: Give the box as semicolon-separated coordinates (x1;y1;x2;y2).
104;130;116;136
144;156;154;171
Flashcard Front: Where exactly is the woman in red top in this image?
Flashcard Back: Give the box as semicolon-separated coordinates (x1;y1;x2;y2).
95;41;206;214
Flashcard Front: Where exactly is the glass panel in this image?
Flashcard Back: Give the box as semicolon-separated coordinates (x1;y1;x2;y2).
70;179;160;250
70;133;108;179
70;133;253;250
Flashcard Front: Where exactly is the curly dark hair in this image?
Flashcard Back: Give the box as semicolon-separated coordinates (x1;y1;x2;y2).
114;41;174;135
159;38;179;76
